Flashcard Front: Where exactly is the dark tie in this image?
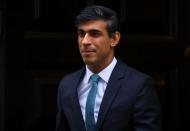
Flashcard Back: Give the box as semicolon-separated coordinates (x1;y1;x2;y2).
85;74;100;131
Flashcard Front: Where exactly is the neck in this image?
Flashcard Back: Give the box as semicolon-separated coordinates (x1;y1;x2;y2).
87;56;114;74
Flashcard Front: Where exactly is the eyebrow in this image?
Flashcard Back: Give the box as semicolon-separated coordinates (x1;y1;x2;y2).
78;28;102;33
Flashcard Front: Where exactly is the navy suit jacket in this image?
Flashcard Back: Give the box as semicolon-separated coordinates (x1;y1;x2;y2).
56;59;162;131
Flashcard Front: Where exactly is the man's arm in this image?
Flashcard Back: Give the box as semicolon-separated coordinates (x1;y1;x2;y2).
133;77;162;131
55;81;70;131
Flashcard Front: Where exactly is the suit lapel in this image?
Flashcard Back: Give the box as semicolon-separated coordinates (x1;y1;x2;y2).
96;61;126;129
69;67;86;131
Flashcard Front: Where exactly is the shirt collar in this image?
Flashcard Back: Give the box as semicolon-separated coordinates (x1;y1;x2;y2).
84;57;117;83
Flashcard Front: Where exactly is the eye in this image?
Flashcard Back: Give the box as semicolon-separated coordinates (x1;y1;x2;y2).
78;31;85;38
90;30;101;37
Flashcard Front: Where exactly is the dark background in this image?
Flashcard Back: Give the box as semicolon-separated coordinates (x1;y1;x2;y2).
0;0;190;131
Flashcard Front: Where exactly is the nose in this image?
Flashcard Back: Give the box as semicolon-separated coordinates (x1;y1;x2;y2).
81;33;91;45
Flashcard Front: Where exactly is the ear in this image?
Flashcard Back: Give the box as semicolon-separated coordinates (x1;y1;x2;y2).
110;31;121;47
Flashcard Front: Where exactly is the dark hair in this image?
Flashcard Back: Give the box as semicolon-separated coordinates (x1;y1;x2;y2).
75;5;120;37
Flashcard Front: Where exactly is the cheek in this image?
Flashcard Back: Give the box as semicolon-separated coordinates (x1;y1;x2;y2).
78;41;82;49
97;44;111;56
101;41;112;51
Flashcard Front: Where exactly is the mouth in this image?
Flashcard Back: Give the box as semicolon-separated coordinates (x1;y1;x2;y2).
81;50;96;56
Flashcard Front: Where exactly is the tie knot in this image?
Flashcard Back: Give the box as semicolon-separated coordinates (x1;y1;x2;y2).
90;74;100;83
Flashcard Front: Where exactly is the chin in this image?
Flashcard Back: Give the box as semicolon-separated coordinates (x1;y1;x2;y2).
82;57;96;66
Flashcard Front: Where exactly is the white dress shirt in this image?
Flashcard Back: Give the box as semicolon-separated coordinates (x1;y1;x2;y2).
78;57;117;123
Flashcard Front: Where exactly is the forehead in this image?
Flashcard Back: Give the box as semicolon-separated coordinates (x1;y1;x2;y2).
78;20;108;31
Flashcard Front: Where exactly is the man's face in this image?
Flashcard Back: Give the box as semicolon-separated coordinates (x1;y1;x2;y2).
77;20;119;72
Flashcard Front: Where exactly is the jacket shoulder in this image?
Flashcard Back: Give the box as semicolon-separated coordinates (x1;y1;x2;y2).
59;67;85;83
118;59;151;80
118;61;153;87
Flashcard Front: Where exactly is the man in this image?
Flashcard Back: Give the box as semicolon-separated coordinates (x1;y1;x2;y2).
56;5;162;131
